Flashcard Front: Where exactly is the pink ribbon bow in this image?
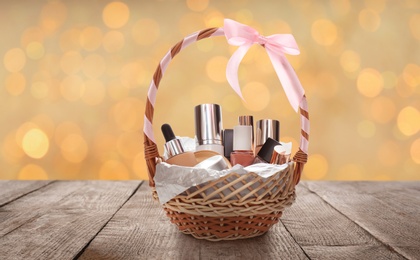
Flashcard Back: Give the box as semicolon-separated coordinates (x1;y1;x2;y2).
223;19;305;112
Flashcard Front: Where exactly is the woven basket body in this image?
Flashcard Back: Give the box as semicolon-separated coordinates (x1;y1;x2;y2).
144;26;310;241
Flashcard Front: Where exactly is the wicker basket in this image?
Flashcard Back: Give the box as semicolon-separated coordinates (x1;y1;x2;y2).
143;26;309;241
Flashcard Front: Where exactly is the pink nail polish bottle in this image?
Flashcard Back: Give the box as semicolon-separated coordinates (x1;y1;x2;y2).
230;125;254;167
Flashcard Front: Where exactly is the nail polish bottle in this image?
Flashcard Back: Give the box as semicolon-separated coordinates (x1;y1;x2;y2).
253;137;282;164
161;124;197;167
194;104;224;155
255;119;280;155
230;125;254;167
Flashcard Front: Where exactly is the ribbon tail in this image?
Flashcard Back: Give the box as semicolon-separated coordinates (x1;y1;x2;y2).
266;49;305;112
226;44;252;100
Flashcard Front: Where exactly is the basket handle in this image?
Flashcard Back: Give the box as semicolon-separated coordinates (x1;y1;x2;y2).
144;27;309;187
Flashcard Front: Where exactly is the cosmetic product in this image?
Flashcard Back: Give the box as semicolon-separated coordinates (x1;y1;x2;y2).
253;137;281;164
239;115;254;153
230;125;254;167
194;150;232;168
194;104;224;155
223;129;233;160
280;142;292;163
195;155;229;171
161;124;197;167
255;119;280;154
270;145;287;164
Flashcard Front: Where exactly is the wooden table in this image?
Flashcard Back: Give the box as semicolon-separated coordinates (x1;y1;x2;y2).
0;181;419;259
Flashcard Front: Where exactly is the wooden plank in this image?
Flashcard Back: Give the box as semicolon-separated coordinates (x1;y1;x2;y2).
305;181;420;260
281;183;404;259
78;183;309;260
0;180;141;259
0;180;53;207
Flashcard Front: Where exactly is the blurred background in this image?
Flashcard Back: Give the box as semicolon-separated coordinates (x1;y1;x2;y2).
0;0;419;181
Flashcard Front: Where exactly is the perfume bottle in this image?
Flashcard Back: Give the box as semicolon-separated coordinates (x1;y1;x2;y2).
238;115;254;154
230;125;254;167
194;104;224;155
161;124;197;167
255;119;280;154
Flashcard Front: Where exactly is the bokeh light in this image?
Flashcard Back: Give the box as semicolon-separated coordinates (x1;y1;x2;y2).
0;1;419;181
102;2;130;29
22;128;49;159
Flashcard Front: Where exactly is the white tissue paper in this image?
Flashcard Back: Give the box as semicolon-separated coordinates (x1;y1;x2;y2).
154;162;290;204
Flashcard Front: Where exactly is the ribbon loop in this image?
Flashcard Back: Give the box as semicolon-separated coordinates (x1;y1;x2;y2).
223;19;305;112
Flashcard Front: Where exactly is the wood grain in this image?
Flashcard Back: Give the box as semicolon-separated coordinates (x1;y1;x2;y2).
0;180;53;207
281;184;403;259
305;181;420;260
0;181;141;259
79;183;309;260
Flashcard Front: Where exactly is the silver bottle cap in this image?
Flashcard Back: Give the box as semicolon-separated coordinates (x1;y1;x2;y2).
195;104;223;145
164;139;185;158
255;119;280;146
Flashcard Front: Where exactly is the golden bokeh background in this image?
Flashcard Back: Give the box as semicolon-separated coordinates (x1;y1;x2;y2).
1;0;419;181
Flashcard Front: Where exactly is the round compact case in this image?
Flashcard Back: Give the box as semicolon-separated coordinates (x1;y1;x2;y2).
143;20;310;241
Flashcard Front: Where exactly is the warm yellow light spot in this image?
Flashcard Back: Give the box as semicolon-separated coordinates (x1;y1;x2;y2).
103;2;130;29
16;122;38;147
402;63;420;88
59;28;81;51
357;120;376;138
113;98;144;132
18;164;48;180
132;19;160;45
357;68;383;97
186;0;209;11
359;9;381;32
26;42;45;60
54;121;82;146
178;13;206;36
31;114;55;139
80;26;103;51
4;48;26;73
103;31;125;53
60;134;88;163
397;106;420;136
22;128;49;159
108;80;129;100
340;50;360;73
370;96;396;123
242;82;270;111
82;79;105;106
99;160;130;180
60;75;85;101
31;81;49;99
5;73;26;96
132;153;147;179
410;138;420;164
82;54;106;78
377;141;401;166
396;76;416;98
311;19;338;46
21;26;44;47
409;14;420;41
382;71;397;89
60;51;83;75
117;132;142;159
204;10;224;27
315;71;338;99
337;164;363;180
40;1;67;34
304;154;328;180
206;56;227;83
120;62;146;88
222;94;241;113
